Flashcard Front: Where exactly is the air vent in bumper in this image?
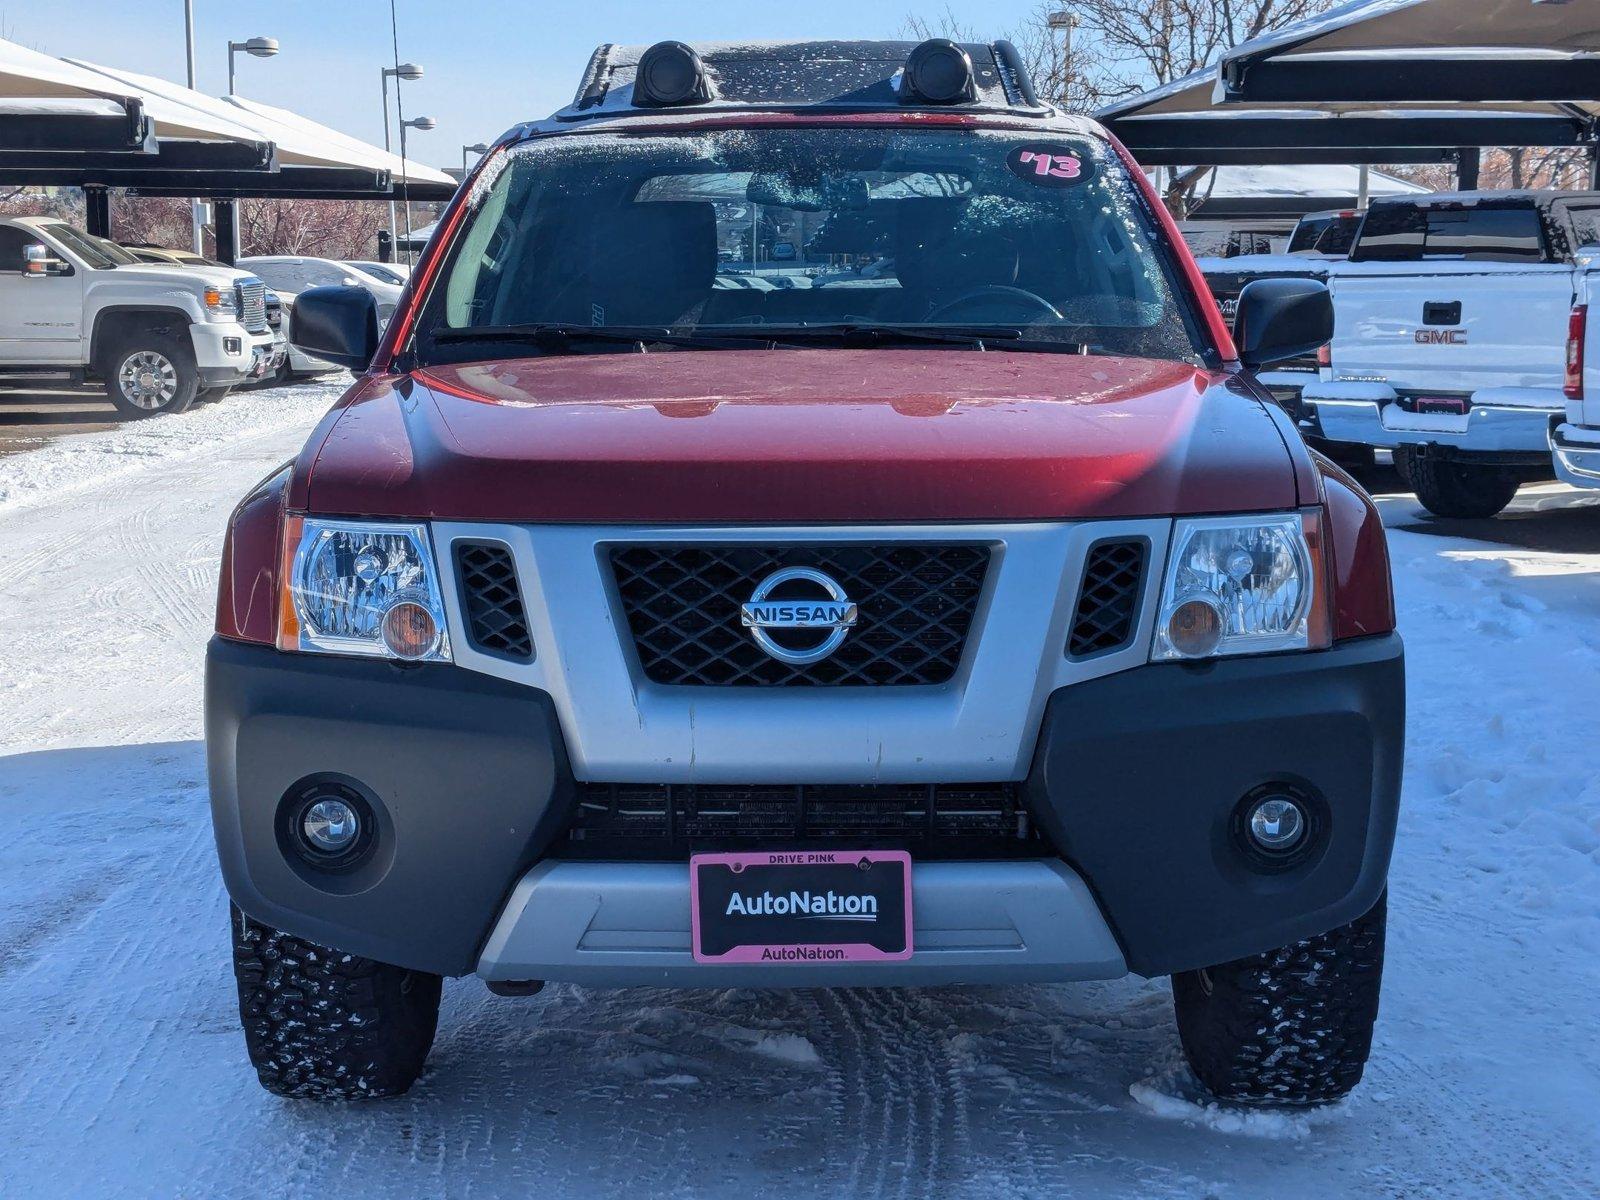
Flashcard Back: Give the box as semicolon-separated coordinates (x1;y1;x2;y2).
561;781;1046;860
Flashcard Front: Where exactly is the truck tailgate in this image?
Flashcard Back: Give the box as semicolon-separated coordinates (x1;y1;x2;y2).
1327;261;1574;393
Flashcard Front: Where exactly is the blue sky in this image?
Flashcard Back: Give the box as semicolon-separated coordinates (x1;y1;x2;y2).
4;1;1041;171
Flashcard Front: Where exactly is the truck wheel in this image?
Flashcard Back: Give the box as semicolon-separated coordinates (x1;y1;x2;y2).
102;333;201;418
1406;453;1520;519
230;904;441;1100
1172;892;1385;1108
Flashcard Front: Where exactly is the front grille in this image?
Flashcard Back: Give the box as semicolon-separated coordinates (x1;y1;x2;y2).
611;544;990;687
1067;539;1147;659
561;782;1046;860
235;280;268;333
455;542;533;660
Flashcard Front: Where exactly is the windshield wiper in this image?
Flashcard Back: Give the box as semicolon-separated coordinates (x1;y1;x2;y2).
431;323;740;352
711;323;1089;353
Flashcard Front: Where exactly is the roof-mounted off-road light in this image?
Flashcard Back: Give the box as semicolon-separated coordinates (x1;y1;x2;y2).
900;39;976;106
635;41;712;106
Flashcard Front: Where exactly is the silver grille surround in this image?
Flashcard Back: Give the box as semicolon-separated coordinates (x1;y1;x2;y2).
235;279;269;333
432;520;1172;784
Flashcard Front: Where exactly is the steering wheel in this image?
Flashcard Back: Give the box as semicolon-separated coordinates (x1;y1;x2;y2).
925;285;1064;325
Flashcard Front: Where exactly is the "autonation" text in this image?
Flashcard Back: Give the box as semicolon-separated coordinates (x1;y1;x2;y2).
724;890;880;918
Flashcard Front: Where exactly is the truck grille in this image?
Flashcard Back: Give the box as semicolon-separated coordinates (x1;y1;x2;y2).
455;542;533;660
235;280;268;333
1067;538;1147;659
610;544;990;687
560;781;1046;860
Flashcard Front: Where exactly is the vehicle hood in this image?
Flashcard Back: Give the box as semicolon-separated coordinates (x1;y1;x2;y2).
299;349;1304;523
105;264;258;289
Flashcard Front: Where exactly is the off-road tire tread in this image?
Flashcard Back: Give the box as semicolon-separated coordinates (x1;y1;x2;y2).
1404;452;1520;519
1172;892;1385;1108
231;905;441;1100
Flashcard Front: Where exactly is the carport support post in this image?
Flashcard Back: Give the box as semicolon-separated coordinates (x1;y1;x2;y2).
84;187;111;239
1590;144;1600;191
213;199;238;266
1457;147;1481;191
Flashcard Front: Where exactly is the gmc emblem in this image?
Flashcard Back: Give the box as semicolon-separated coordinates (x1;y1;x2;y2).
1415;329;1468;345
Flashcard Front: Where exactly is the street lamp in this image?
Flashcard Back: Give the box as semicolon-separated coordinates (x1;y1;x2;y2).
227;36;279;95
462;142;489;174
380;63;425;260
1047;9;1076;106
398;116;436;264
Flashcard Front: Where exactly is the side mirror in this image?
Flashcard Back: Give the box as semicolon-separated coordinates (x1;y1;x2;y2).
1234;278;1333;369
22;243;70;278
290;285;379;370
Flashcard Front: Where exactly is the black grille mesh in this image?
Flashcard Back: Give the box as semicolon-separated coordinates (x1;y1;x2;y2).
610;544;990;687
456;542;533;659
1067;539;1147;659
562;782;1043;859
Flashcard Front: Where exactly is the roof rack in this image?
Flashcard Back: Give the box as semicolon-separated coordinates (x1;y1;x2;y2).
561;39;1050;121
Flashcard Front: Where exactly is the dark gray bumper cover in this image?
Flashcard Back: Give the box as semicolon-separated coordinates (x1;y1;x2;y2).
1025;633;1405;977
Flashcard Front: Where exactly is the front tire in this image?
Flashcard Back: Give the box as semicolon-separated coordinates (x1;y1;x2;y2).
231;905;441;1100
1402;450;1520;518
1172;893;1385;1108
101;332;200;418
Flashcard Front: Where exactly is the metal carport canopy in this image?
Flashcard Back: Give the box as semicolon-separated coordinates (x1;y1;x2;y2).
1097;0;1600;163
0;39;151;151
1218;0;1600;106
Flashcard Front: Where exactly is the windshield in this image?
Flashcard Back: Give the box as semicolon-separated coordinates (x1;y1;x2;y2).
414;126;1208;365
44;223;132;270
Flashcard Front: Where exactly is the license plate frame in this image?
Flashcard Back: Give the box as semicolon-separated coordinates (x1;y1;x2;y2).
689;849;913;965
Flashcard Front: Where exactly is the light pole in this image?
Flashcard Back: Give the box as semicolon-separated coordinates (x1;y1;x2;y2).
462;142;489;175
399;116;436;263
227;36;279;95
184;0;202;254
1047;9;1076;107
381;63;424;256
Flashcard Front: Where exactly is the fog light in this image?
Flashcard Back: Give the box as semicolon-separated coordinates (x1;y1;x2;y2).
224;336;242;354
1247;796;1306;853
302;798;360;854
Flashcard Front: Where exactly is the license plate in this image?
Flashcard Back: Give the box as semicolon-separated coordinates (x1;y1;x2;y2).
690;849;912;964
1413;396;1468;415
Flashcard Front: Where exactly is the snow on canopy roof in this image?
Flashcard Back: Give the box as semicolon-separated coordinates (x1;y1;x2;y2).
223;95;455;186
0;36;454;187
0;36;137;105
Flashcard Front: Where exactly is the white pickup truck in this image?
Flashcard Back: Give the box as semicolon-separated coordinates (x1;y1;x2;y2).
1302;190;1600;517
0;215;282;418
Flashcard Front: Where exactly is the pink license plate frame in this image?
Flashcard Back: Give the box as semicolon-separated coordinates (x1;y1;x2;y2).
689;849;914;965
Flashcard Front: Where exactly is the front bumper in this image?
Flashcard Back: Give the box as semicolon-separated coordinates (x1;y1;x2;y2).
189;323;279;384
207;633;1404;982
1305;382;1560;456
1551;423;1600;489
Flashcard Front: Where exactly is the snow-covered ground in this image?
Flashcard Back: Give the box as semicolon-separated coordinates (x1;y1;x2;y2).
1;385;1597;1198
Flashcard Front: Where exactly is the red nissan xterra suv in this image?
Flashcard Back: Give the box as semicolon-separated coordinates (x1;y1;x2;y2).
208;40;1403;1106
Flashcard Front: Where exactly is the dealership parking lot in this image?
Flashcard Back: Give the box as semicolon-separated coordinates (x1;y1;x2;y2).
0;383;1596;1199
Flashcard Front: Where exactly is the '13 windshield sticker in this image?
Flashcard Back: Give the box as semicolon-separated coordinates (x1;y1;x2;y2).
1006;144;1091;188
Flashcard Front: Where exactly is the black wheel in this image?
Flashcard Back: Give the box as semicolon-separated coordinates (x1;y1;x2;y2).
1172;892;1385;1108
1405;452;1520;518
231;904;441;1100
101;331;200;418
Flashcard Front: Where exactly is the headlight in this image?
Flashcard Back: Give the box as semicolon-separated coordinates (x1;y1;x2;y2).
1152;512;1330;661
277;518;452;662
202;285;239;322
